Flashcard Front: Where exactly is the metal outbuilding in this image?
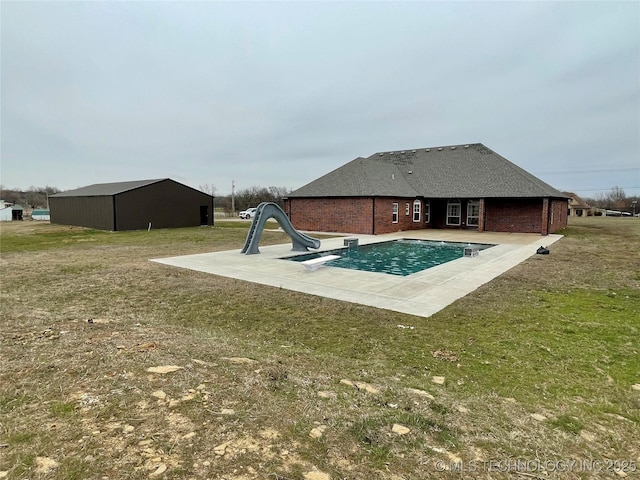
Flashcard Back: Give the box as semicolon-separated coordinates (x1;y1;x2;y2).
49;178;214;231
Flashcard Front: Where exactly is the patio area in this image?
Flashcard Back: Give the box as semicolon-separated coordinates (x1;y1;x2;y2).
151;230;563;318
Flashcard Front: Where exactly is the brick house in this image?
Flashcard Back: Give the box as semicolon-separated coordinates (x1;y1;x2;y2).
284;143;568;235
563;192;593;217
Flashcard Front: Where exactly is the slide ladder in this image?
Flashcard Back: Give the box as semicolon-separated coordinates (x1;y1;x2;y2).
241;202;321;255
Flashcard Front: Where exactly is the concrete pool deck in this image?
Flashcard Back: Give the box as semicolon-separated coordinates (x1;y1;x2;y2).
151;230;563;318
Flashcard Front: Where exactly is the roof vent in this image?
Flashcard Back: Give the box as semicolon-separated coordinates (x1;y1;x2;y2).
408;170;413;174
450;146;456;150
426;149;431;152
390;152;395;155
379;153;384;156
438;147;443;151
401;151;405;154
412;150;416;153
464;145;469;148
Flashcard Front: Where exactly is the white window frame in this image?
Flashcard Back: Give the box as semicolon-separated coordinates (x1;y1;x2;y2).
447;200;461;226
424;202;430;223
467;200;480;226
392;203;398;223
413;200;421;222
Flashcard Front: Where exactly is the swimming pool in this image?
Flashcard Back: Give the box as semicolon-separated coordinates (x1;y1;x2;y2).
284;239;494;276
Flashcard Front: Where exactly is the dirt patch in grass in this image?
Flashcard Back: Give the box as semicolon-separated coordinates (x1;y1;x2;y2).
1;218;639;479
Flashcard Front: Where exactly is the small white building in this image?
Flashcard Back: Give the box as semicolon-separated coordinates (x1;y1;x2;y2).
32;209;51;221
0;200;14;222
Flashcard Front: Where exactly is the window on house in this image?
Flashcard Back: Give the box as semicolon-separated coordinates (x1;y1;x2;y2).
467;200;479;226
392;203;398;223
424;202;430;223
405;203;410;216
447;201;461;225
413;200;421;222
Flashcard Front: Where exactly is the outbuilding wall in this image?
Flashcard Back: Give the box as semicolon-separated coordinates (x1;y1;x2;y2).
50;179;214;231
49;196;114;230
0;208;12;222
115;180;213;230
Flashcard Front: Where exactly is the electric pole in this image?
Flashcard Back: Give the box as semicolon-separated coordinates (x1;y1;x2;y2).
231;180;235;215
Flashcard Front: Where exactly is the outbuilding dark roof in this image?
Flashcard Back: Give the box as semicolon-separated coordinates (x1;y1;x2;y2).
50;179;167;197
289;143;566;199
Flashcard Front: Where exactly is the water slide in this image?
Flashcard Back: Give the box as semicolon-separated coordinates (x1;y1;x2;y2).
241;202;321;255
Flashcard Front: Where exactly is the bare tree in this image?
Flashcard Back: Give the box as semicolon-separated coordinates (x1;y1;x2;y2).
607;186;626;210
199;184;217;196
0;186;23;205
234;186;291;211
25;187;47;209
43;185;61;195
1;185;60;208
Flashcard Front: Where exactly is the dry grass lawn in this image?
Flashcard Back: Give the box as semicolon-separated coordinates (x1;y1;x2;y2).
1;217;638;479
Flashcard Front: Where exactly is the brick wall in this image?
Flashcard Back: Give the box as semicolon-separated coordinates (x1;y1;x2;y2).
483;198;543;233
548;198;568;233
286;196;567;235
373;198;428;234
286;197;431;234
286;197;375;234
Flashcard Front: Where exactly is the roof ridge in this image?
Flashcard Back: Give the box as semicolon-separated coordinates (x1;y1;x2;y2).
51;179;170;197
371;143;483;156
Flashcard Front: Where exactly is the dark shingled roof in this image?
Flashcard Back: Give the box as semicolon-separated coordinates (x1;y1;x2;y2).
289;144;566;199
50;179;167;197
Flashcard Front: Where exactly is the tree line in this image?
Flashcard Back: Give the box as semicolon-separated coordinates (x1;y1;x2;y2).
582;187;639;214
0;184;291;213
2;184;638;216
0;186;60;209
203;185;292;215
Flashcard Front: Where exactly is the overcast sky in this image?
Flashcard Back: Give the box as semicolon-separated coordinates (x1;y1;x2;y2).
2;1;639;197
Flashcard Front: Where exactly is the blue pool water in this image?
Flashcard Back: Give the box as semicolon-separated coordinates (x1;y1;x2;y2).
285;239;494;276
